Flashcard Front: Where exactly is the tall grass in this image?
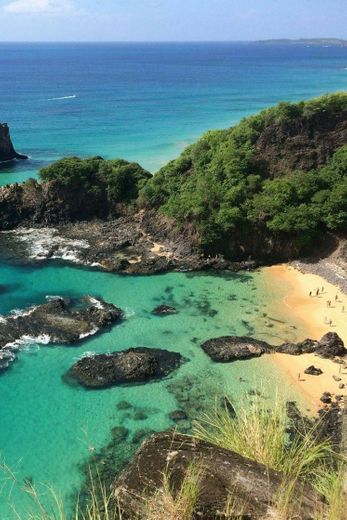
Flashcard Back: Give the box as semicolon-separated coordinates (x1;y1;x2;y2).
193;393;344;516
143;462;202;520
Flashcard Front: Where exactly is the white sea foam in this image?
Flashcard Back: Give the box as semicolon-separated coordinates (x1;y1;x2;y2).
88;297;105;310
48;95;77;101
79;327;99;340
0;334;51;368
10;305;38;319
5;228;90;264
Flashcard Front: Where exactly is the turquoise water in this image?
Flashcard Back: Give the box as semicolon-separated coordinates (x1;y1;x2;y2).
0;42;346;517
0;42;347;185
0;261;305;518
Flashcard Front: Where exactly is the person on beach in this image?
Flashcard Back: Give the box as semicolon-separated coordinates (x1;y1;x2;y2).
321;286;324;292
316;289;319;296
309;291;312;297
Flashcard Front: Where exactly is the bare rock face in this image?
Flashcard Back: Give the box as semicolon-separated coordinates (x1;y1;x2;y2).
65;347;185;388
0;123;27;162
201;336;271;362
113;432;325;519
0;296;123;371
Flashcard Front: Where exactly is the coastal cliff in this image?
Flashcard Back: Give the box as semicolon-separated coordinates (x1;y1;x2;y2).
0;123;27;162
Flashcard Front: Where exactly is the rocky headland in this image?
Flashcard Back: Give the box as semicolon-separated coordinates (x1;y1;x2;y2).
0;123;27;162
0;296;123;371
0;94;346;275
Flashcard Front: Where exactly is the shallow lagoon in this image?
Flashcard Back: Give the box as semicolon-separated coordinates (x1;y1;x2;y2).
0;261;306;518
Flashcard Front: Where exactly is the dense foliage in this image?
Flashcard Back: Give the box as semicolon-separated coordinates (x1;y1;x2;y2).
141;93;347;245
40;156;151;211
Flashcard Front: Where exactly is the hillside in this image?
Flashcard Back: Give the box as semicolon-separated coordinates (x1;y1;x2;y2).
141;93;347;259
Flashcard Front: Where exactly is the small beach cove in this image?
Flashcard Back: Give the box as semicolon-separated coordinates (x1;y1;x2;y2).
265;264;347;411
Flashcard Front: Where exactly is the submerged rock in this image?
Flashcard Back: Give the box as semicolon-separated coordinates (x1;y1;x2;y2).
0;123;27;162
201;336;271;362
304;365;323;376
66;347;185;389
152;305;177;316
113;432;325;519
0;296;123;371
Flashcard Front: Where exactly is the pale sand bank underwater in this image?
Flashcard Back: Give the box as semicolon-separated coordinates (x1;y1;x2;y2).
265;264;347;410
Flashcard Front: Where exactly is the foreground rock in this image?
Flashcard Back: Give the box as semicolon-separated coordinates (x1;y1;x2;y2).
65;347;185;388
201;336;271;362
113;432;324;519
0;296;123;371
0;123;27;162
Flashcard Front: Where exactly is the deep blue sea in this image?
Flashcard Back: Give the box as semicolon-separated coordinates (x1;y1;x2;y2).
0;43;346;518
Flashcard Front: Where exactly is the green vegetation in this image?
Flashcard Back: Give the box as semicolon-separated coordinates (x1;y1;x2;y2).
40;156;151;215
141;93;347;247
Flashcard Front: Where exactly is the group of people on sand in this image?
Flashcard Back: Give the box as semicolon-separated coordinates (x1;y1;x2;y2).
308;287;345;328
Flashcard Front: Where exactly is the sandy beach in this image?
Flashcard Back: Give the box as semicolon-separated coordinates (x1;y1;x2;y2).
265;264;347;411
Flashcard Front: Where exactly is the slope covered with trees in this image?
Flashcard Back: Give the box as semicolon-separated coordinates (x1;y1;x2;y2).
141;93;347;256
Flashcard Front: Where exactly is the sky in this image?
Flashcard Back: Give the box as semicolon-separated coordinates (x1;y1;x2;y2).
0;0;346;42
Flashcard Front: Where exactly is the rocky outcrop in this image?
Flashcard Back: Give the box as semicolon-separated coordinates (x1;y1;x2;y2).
65;347;185;389
201;333;347;363
275;338;318;355
201;336;271;362
0;123;27;162
0;296;123;371
113;432;325;519
276;332;347;359
315;332;347;358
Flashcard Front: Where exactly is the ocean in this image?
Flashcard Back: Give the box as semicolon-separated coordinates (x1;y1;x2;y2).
0;42;346;518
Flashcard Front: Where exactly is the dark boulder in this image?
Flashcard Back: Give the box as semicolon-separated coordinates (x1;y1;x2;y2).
320;392;332;404
65;347;185;389
0;123;27;162
113;432;325;519
275;338;318;355
316;332;347;359
201;336;271;362
152;305;177;316
304;365;323;376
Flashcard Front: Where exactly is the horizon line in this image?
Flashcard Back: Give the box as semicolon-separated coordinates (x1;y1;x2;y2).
0;37;346;44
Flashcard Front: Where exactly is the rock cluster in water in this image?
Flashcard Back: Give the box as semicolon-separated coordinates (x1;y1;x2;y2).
201;332;347;362
65;347;185;388
0;123;27;162
0;296;123;371
113;432;324;519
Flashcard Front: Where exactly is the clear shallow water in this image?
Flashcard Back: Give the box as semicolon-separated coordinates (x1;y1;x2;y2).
0;42;346;517
0;262;305;518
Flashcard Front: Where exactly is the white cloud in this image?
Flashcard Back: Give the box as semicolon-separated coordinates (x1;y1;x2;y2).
3;0;74;14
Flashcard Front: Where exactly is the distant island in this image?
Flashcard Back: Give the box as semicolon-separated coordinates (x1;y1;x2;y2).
256;38;347;46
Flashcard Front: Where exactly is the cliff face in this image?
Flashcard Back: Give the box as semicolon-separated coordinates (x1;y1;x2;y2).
0;123;27;161
254;109;347;178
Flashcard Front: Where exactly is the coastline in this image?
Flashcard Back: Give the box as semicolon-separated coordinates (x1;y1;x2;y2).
265;264;347;410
